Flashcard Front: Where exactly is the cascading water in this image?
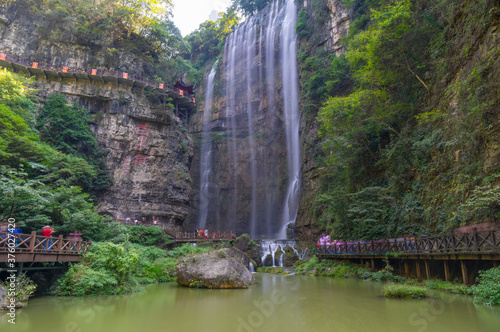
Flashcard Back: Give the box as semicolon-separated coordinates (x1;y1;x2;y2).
259;239;307;267
278;0;301;239
245;21;258;238
193;0;301;239
197;63;217;229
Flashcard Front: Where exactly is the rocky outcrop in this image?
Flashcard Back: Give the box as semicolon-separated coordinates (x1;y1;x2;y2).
176;248;256;288
233;234;262;267
0;4;195;226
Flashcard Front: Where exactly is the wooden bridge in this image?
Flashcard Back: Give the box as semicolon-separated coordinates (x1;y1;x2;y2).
174;231;237;243
317;228;500;284
0;231;91;264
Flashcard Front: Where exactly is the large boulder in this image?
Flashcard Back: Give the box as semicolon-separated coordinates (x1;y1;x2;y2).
176;248;256;289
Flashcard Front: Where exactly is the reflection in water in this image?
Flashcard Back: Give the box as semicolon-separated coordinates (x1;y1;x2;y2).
1;274;499;332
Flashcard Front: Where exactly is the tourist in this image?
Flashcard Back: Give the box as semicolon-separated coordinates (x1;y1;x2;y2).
42;225;53;252
204;229;208;238
153;220;158;225
125;218;130;225
213;230;216;238
134;219;138;226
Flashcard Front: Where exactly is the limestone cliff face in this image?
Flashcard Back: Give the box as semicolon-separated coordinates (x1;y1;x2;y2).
0;1;144;74
296;0;350;238
0;5;194;225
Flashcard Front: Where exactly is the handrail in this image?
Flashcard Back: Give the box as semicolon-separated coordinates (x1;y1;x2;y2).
317;228;500;256
175;231;237;241
0;231;92;255
0;53;196;103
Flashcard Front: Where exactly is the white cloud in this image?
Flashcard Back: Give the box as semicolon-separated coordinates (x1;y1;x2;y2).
172;0;233;36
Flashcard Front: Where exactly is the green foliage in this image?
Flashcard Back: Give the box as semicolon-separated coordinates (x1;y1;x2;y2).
471;267;500;306
308;0;500;238
186;9;240;72
1;273;37;302
425;279;471;295
37;94;112;193
231;0;271;17
256;267;289;274
383;284;428;298
294;256;369;278
54;242;140;296
361;264;406;282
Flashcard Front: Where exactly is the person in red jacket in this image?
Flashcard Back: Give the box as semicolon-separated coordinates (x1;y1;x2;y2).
42;226;53;252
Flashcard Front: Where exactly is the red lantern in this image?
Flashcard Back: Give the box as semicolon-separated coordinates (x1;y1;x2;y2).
91;69;97;75
62;67;68;73
32;62;38;68
0;54;6;60
123;73;128;79
179;89;183;96
159;83;164;89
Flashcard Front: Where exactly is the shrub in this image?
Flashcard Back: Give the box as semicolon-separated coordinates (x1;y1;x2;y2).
384;284;428;299
471;267;500;305
425;279;471;295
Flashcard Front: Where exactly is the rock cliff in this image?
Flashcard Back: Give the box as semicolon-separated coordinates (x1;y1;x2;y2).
0;4;194;225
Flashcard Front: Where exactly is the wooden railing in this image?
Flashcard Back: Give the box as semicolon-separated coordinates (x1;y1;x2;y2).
175;231;237;241
0;231;92;255
317;228;500;256
0;53;196;102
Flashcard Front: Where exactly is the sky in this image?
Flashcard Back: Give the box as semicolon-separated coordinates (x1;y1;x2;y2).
171;0;233;36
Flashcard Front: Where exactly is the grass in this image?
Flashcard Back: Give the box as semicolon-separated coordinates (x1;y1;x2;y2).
384;284;429;299
257;267;289;274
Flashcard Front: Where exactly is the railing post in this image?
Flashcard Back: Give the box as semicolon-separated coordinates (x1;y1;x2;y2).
371;240;375;254
29;231;37;252
473;227;479;252
357;241;361;254
449;229;456;253
57;235;64;253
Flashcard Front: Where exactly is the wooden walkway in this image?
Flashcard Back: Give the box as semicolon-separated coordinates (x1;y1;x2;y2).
316;228;500;258
174;231;237;243
0;231;91;263
0;53;196;112
317;228;500;284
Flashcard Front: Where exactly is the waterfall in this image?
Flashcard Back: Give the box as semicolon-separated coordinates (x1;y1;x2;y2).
249;261;256;273
224;28;240;225
259;239;307;267
196;0;301;239
278;0;301;239
246;21;258;238
264;1;280;238
197;63;217;229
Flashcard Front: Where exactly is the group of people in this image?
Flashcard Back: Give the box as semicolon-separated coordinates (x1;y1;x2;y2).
317;234;342;247
124;218;159;226
195;229;216;238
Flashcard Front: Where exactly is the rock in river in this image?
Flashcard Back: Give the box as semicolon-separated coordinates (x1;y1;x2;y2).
176;248;256;288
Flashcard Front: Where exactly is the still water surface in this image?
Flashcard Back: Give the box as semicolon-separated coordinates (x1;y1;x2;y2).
1;273;499;332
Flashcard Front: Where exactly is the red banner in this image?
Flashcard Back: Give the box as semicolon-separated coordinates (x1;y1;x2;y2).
0;54;5;60
62;67;68;72
91;69;97;75
179;89;183;96
159;83;164;89
123;73;128;79
32;62;38;68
